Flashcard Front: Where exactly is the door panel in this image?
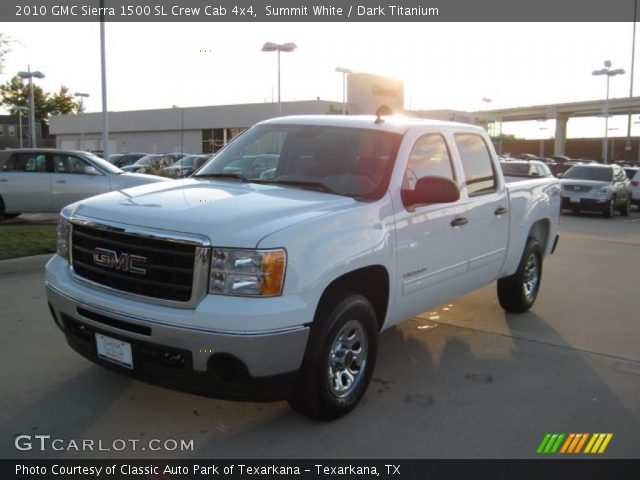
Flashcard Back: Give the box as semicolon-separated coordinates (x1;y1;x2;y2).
0;152;51;212
49;154;111;211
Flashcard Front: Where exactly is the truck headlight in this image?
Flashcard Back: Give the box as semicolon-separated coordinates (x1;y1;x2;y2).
596;186;611;195
56;216;70;260
209;248;286;297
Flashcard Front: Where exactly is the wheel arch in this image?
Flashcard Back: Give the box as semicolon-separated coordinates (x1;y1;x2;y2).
315;265;390;331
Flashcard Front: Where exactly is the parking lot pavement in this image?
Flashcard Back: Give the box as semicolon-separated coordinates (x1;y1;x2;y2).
1;214;639;459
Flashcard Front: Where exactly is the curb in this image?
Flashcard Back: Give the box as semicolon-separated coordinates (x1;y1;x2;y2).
0;254;54;276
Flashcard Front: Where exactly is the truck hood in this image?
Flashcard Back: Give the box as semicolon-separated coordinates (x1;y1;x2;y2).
67;179;356;247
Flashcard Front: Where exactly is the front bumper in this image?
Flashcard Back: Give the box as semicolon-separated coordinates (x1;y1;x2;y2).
561;196;609;212
45;257;310;401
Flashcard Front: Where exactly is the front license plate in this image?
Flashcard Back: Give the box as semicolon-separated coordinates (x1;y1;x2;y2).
570;197;581;203
96;333;133;369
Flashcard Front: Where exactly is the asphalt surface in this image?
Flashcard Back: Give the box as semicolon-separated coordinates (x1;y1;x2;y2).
0;212;639;459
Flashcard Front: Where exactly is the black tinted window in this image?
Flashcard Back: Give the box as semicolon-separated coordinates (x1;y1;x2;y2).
563;166;612;181
6;153;47;172
455;134;497;196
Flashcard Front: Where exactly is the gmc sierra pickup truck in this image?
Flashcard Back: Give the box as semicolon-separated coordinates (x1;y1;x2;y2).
45;115;560;420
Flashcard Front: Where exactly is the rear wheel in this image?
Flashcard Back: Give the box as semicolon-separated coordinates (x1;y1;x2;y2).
288;290;378;420
602;198;614;218
497;238;542;313
620;197;631;216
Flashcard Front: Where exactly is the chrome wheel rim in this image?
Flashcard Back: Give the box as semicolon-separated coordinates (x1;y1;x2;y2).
522;253;539;301
327;320;368;398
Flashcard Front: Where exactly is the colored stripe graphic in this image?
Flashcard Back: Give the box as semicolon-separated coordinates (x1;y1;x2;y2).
560;433;575;454
574;433;589;453
584;433;614;454
539;433;613;454
537;434;552;454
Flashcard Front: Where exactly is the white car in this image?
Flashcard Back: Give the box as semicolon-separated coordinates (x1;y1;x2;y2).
624;167;640;207
0;149;168;218
46;115;560;420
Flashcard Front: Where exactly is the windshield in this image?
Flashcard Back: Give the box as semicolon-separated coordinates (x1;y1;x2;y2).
175;156;198;168
83;152;123;174
563;166;612;181
500;163;530;175
195;124;401;199
135;156;155;166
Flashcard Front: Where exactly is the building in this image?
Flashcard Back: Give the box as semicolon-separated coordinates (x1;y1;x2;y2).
0;114;48;150
50;73;412;155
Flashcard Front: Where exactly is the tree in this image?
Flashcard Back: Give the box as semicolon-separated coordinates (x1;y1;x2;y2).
0;76;77;123
0;33;11;74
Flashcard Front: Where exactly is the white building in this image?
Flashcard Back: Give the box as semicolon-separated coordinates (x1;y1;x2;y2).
50;73;409;155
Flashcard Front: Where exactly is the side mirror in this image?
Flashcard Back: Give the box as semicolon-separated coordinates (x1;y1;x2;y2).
84;165;100;175
401;176;460;208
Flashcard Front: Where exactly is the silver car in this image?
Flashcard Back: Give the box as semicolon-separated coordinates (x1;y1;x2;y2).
0;149;167;218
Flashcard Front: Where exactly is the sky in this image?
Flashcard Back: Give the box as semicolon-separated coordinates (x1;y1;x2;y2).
0;21;638;139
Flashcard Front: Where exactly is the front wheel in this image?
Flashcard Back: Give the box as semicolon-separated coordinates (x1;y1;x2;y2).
497;238;542;313
603;198;614;218
288;290;378;421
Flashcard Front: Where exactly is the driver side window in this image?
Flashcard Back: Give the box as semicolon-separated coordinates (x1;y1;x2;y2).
53;154;90;174
403;134;455;189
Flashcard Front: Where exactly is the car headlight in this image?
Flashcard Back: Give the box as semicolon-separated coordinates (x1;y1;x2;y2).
209;248;286;297
596;186;611;195
56;216;70;260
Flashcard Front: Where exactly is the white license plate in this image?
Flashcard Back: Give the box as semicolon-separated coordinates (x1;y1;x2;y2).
96;333;133;369
570;197;581;203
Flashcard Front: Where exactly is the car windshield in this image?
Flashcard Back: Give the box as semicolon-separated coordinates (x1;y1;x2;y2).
134;156;155;166
624;168;638;179
563;166;612;181
174;156;198;168
83;152;123;174
194;124;401;199
500;163;530;175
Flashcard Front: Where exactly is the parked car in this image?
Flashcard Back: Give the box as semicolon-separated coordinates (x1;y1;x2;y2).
549;155;571;164
160;155;210;178
625;167;640;207
500;160;552;181
108;153;148;168
121;154;180;175
0;149;168;218
46;115;560;420
560;163;632;217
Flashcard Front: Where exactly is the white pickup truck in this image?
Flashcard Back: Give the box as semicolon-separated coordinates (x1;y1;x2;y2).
45;115;560;420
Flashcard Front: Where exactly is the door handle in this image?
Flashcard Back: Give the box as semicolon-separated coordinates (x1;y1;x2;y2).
450;217;468;227
56;180;66;184
494;207;508;216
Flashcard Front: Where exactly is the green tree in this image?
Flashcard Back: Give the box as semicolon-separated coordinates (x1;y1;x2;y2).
0;33;12;73
0;76;77;123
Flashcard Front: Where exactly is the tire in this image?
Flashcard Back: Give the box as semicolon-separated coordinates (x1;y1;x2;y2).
497;238;543;313
620;197;631;217
288;290;378;421
602;198;614;218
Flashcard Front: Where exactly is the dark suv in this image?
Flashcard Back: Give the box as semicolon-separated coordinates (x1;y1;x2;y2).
560;164;632;217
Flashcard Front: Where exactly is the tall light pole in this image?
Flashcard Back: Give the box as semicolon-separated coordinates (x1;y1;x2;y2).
593;60;625;164
15;106;28;149
261;42;297;117
100;0;109;158
74;92;90;150
17;67;45;148
482;97;492;134
626;0;637;151
335;67;352;115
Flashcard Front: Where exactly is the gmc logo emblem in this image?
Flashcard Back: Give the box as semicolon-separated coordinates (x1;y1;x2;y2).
93;247;147;275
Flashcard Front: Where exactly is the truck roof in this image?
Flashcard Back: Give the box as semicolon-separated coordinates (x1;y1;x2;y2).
258;115;484;134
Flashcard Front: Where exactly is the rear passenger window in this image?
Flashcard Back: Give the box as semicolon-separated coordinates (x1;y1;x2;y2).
403;134;454;189
454;134;497;196
5;153;47;172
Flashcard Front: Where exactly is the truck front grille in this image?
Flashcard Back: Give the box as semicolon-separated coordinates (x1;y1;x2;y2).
71;223;197;302
564;185;593;193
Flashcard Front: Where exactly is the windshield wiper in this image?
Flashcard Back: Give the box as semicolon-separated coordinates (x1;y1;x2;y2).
253;179;339;195
194;173;249;182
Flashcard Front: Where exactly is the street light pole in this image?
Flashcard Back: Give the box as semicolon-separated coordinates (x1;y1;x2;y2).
16;106;27;149
592;60;625;164
482;97;492;134
17;66;45;148
74;92;90;150
262;42;297;117
335;67;352;115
